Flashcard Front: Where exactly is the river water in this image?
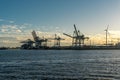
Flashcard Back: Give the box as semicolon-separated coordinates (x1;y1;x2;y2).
0;50;120;80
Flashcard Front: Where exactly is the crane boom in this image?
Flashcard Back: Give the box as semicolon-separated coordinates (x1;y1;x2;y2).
74;24;79;37
32;30;39;41
20;39;34;43
63;33;73;38
32;30;37;38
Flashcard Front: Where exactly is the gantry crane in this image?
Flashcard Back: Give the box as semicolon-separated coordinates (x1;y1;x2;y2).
31;30;48;48
63;24;89;47
53;34;65;47
20;39;34;49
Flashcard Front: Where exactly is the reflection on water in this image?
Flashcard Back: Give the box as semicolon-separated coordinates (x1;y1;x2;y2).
0;50;120;80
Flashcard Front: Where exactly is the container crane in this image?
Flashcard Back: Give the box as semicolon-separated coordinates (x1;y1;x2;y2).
53;34;65;47
31;30;48;48
63;24;89;47
20;39;34;49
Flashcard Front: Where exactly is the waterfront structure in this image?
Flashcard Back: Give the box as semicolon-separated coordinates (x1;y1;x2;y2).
63;24;89;47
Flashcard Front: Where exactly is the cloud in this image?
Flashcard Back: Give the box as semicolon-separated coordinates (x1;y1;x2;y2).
0;36;16;40
0;20;34;47
16;29;22;33
19;26;26;29
1;29;8;32
1;24;23;33
0;19;4;21
9;20;14;23
21;23;32;28
0;36;17;46
2;40;11;44
0;18;15;24
109;30;120;35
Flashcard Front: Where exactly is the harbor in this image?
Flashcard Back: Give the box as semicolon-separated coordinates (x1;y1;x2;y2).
1;0;120;80
20;24;120;50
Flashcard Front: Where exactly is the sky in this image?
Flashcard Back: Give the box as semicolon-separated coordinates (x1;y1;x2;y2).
0;0;120;47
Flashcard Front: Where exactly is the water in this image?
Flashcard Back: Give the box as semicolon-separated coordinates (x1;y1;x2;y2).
0;50;120;80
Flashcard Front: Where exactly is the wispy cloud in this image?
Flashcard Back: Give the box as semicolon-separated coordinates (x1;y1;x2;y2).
1;24;22;33
0;23;35;47
1;28;8;32
9;20;14;23
0;18;15;24
0;19;4;21
0;36;16;40
109;30;120;36
0;36;18;47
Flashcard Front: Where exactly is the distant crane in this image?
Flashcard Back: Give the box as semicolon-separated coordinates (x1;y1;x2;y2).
20;39;34;49
63;24;89;47
31;30;48;48
53;34;65;47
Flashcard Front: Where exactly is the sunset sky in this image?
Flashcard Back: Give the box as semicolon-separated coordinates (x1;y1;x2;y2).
0;0;120;47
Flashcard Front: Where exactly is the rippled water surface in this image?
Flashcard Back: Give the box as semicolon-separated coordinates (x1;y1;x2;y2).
0;50;120;80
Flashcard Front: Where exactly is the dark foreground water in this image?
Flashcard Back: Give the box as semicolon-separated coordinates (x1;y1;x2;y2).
0;50;120;80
